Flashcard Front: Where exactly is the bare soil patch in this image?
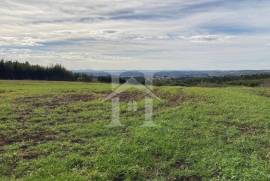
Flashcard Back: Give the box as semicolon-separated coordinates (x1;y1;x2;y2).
19;149;41;160
154;89;202;107
116;91;146;102
167;94;198;107
13;93;99;122
173;159;189;169
16;93;97;108
0;134;9;147
168;175;202;181
221;121;263;135
238;124;263;135
8;130;58;145
104;90;148;102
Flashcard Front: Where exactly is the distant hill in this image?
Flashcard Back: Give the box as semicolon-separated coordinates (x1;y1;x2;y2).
74;70;270;78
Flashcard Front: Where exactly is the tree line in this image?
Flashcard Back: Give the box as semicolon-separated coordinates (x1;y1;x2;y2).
1;59;270;87
0;60;86;81
153;74;270;87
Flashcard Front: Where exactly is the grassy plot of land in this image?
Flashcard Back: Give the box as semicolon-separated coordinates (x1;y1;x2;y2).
0;80;270;180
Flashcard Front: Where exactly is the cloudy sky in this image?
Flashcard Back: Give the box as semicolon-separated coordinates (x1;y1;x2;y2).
0;0;270;70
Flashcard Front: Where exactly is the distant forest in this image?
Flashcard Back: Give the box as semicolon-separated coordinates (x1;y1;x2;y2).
1;60;270;87
0;60;101;82
154;74;270;87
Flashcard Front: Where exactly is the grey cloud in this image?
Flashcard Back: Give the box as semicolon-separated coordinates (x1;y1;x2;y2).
1;0;270;70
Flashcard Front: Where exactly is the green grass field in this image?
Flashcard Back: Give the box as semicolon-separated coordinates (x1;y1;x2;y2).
1;80;270;180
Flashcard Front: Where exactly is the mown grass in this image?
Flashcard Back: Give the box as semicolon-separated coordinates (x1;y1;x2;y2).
1;80;270;180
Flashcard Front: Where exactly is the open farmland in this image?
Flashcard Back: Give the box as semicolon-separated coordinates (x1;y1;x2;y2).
1;80;270;180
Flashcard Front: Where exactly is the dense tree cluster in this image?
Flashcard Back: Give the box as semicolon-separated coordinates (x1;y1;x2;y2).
0;60;76;81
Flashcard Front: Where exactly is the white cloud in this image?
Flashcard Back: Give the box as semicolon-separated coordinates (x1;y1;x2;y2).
0;0;270;70
186;35;233;43
0;36;42;46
